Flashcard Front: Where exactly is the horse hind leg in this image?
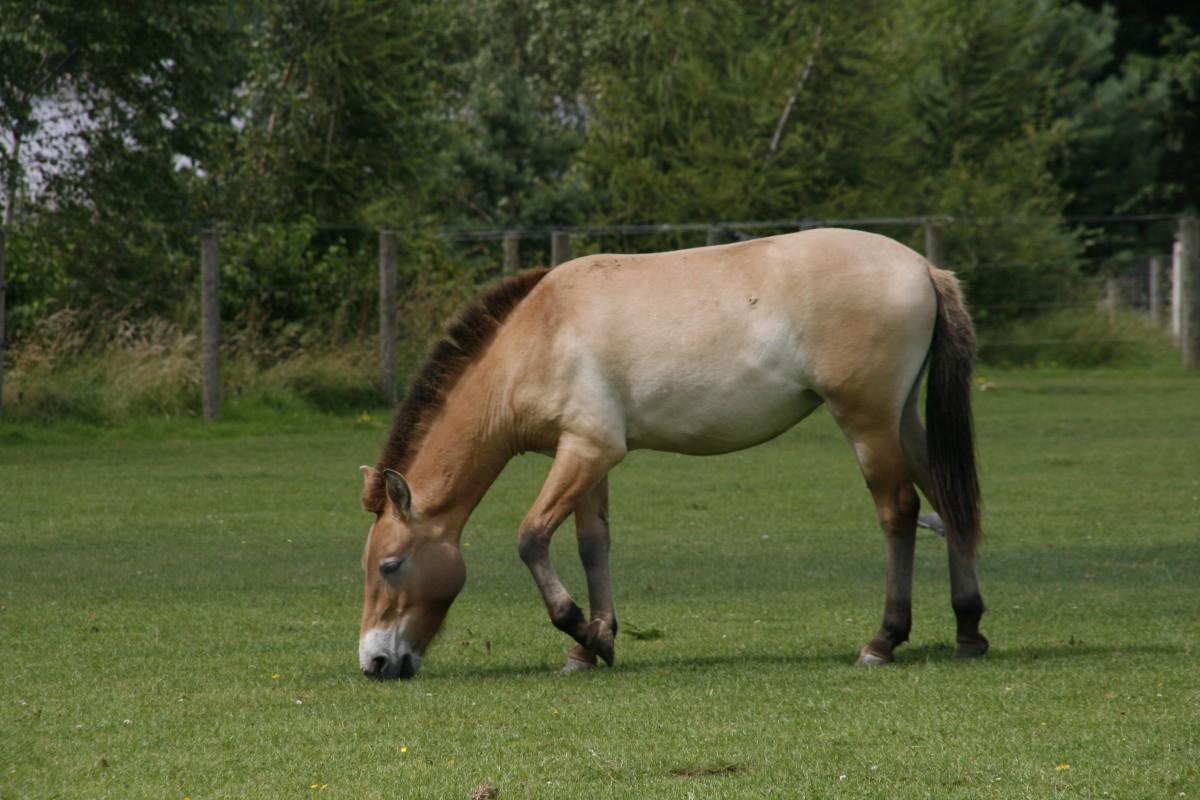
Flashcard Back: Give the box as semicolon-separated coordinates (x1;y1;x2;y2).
837;418;921;666
899;395;989;659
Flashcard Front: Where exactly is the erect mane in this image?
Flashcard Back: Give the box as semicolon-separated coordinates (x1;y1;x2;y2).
362;268;551;513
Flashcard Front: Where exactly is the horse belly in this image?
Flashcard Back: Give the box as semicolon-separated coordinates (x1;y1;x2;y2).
622;362;824;455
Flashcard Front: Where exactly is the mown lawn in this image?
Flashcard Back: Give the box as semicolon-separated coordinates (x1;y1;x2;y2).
2;370;1198;799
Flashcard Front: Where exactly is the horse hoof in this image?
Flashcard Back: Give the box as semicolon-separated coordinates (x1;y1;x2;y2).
584;620;616;667
916;512;946;536
954;638;990;659
561;643;598;674
562;657;597;674
856;646;895;666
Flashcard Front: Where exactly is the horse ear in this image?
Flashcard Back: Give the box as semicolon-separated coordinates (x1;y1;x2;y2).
383;469;413;520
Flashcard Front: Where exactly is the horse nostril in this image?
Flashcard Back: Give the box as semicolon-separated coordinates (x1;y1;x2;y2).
364;655;388;678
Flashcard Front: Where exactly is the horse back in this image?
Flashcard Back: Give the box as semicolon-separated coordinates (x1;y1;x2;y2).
495;229;939;454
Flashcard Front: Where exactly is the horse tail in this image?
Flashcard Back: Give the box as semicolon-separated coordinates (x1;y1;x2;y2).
925;266;981;548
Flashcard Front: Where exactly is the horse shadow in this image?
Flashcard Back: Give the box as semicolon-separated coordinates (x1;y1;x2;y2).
429;639;1188;681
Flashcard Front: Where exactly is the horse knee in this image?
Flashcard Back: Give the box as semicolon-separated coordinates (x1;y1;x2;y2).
518;529;550;567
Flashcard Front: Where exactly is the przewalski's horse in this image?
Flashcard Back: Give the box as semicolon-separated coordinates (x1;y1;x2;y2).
358;228;987;679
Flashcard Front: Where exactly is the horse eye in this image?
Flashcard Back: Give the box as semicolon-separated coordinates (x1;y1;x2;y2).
379;558;405;578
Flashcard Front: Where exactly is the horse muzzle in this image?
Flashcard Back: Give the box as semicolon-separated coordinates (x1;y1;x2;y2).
359;628;423;680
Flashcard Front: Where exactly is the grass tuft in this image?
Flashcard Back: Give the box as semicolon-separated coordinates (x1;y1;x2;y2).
669;762;743;778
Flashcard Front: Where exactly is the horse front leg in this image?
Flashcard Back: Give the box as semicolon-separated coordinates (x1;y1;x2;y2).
563;475;617;672
518;439;622;672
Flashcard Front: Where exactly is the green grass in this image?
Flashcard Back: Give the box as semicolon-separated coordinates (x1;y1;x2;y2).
2;370;1198;799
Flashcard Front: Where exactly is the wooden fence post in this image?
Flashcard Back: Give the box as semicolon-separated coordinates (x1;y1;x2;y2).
503;230;520;274
706;226;727;246
0;228;7;421
1149;255;1167;327
378;230;399;407
551;231;572;266
200;230;221;422
924;220;946;269
1104;278;1121;322
1179;217;1200;370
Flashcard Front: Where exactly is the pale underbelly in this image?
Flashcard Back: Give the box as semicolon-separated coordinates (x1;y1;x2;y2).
623;383;825;455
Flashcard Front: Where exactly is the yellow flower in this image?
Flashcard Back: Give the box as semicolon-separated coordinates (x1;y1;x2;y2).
272;673;281;680
1056;764;1070;771
401;746;408;754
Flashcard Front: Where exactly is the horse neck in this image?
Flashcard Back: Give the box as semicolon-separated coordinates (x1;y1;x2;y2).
404;374;512;534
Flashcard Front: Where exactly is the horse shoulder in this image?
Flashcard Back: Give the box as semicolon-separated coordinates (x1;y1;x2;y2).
487;276;626;452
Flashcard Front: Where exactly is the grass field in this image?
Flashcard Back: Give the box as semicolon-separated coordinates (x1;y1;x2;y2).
2;369;1198;799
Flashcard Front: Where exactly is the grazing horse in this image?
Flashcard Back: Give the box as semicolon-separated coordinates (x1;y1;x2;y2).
358;228;987;680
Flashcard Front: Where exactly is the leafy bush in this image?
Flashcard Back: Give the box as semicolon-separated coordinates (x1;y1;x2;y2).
218;220;377;339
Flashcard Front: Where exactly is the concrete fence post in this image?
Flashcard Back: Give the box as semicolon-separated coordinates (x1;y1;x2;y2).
378;230;399;407
1179;217;1200;370
0;228;6;421
200;230;221;422
1149;255;1167;327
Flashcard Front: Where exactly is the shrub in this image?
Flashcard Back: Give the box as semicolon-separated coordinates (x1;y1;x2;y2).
979;307;1178;368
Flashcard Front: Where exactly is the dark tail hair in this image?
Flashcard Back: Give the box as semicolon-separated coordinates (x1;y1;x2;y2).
926;268;982;546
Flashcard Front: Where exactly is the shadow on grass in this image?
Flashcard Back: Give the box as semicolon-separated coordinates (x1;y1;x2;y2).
423;638;1191;682
982;641;1188;663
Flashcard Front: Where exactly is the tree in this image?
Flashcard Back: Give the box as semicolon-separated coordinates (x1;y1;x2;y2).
438;0;599;230
828;0;1095;322
581;0;878;224
0;1;242;224
200;0;451;228
0;0;245;320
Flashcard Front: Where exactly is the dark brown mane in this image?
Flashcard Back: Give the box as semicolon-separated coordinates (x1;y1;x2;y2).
362;268;551;512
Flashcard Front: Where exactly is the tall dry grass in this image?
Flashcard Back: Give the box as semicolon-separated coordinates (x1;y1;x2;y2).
0;266;506;426
1;309;379;424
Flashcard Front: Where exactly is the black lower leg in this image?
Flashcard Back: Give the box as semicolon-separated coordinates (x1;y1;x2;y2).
952;593;989;658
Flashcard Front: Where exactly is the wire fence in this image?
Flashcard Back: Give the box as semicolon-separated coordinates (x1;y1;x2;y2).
408;214;1189;326
1;213;1197;421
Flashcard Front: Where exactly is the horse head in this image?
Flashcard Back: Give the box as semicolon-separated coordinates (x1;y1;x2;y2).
358;467;466;679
